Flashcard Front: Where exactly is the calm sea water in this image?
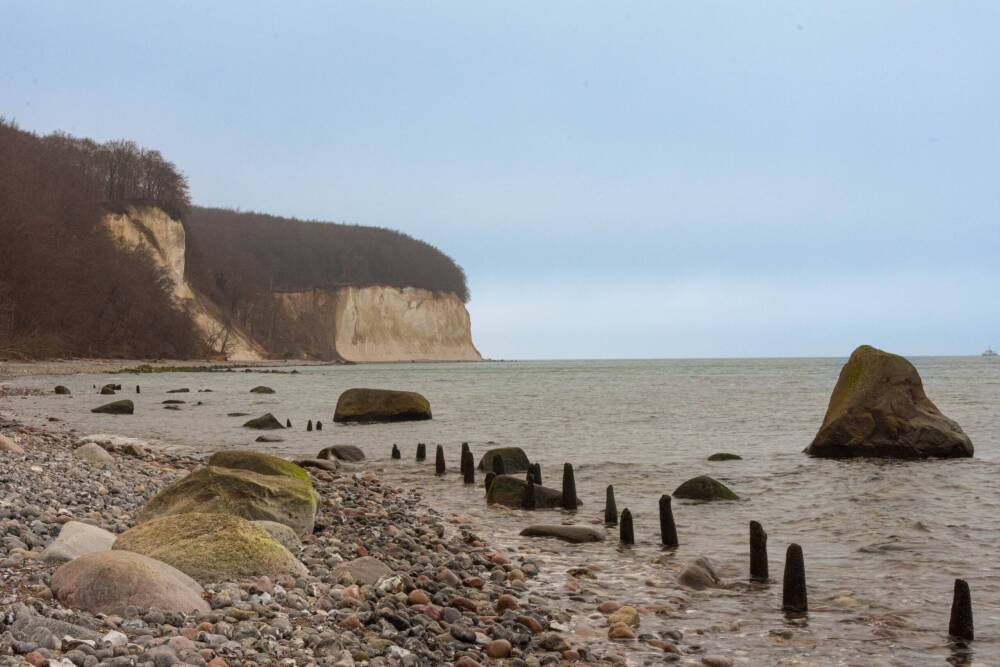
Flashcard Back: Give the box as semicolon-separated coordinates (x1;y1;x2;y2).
5;357;1000;666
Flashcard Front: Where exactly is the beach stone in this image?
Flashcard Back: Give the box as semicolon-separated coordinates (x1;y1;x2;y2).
51;550;209;615
333;387;432;423
331;556;393;586
293;458;338;471
487;475;577;509
702;657;734;667
41;521;116;563
137;465;318;535
100;384;117;395
91;400;133;415
255;435;283;443
0;434;25;454
242;413;284;430
114;512;307;584
805;344;974;459
677;557;721;590
476;447;530;473
251;520;302;552
207;450;311;483
54;385;71;395
485;639;512;658
608;622;635;640
707;452;742;461
608;605;639;627
318;445;365;462
519;525;604;543
249;386;275;394
673;475;738;501
73;443;115;465
78;434;149;458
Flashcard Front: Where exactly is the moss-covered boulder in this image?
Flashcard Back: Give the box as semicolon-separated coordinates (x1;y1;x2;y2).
92;400;134;415
486;475;577;509
333;388;431;423
137;465;317;535
243;413;284;430
114;513;307;584
250;386;275;394
477;447;530;473
207;450;310;483
673;475;739;501
707;452;742;461
805;345;973;459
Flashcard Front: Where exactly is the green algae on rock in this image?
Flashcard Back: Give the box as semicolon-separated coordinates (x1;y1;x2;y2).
208;450;311;483
805;345;973;459
673;475;739;501
114;512;307;584
334;387;431;423
137;465;317;535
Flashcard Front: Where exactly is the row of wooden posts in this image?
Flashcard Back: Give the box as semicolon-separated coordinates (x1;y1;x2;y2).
392;442;975;643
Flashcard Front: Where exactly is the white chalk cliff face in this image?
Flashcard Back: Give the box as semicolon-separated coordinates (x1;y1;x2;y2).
103;206;481;362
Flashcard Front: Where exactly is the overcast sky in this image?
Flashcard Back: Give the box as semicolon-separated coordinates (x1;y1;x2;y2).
3;2;999;359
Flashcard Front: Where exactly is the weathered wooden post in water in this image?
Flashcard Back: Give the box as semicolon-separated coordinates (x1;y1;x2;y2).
136;386;140;394
659;495;678;548
391;444;401;459
484;471;496;491
619;509;634;545
286;418;292;428
531;463;542;486
561;463;577;510
462;451;475;484
316;421;322;431
949;579;974;641
750;521;768;582
523;476;536;510
416;443;426;461
782;543;807;613
604;486;618;525
460;443;471;477
307;420;313;432
435;445;446;475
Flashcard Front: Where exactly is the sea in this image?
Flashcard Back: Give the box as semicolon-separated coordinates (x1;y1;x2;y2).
5;357;999;666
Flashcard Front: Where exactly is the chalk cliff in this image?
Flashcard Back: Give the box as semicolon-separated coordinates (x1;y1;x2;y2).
103;206;480;362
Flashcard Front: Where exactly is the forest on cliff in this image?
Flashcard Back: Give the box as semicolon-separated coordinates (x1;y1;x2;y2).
0;120;469;359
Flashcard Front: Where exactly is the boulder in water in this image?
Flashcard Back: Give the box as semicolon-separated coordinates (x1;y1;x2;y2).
477;447;530;473
673;475;739;501
318;445;365;462
137;465;317;535
519;525;604;543
487;475;578;509
51;550;209;615
677;556;721;590
243;413;285;430
91;400;133;415
333;387;431;423
114;512;307;584
54;385;71;395
99;384;116;395
707;452;742;461
250;385;275;394
805;345;973;459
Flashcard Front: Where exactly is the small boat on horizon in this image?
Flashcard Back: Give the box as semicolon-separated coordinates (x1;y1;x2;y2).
984;347;998;357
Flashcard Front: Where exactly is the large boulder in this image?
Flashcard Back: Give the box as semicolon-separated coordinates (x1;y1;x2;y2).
92;400;134;415
114;512;307;584
519;525;604;543
318;445;365;462
41;521;116;563
207;450;311;483
673;475;739;501
243;413;284;430
334;388;431;423
805;345;974;459
137;465;317;535
51;550;210;615
477;447;530;473
486;475;578;509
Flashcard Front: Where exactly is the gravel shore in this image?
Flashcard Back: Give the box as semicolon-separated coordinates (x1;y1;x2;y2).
0;416;587;667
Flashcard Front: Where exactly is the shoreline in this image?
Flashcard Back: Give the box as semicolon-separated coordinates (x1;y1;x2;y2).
0;411;614;666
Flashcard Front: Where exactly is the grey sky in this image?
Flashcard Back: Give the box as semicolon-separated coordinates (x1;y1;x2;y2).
3;1;998;358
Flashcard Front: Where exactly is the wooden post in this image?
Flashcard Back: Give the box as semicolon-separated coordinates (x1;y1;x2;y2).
391;444;400;459
750;521;768;582
604;485;618;525
285;418;291;428
561;463;577;510
307;420;313;432
531;462;542;486
659;495;678;548
523;476;536;510
462;451;475;484
782;543;807;613
435;445;446;475
416;443;426;461
619;509;634;545
316;421;322;431
949;579;974;641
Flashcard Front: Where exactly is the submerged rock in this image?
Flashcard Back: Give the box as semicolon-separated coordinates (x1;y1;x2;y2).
41;521;116;563
114;512;307;584
477;447;530;473
805;345;974;459
707;452;742;461
243;412;285;429
673;475;739;501
51;550;210;615
333;387;432;423
519;525;604;543
318;445;365;462
54;385;71;395
250;385;275;394
137;465;318;535
677;556;721;590
487;475;578;509
91;400;134;415
99;384;116;395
